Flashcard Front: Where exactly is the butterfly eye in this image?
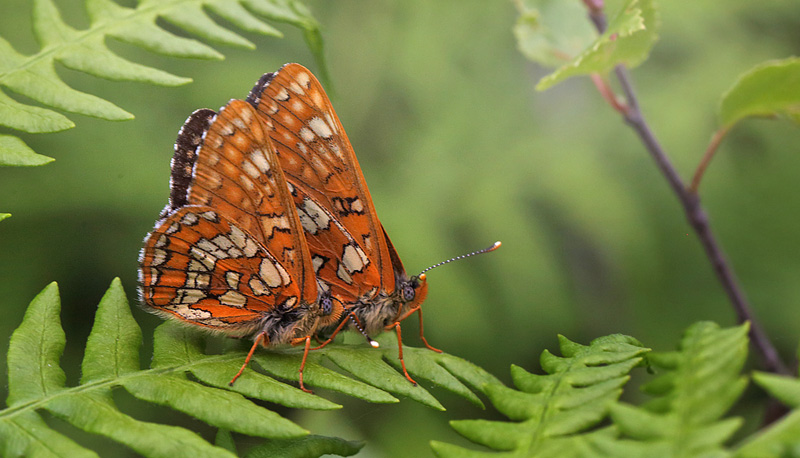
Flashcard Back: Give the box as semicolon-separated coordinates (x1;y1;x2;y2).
321;294;334;316
402;283;416;302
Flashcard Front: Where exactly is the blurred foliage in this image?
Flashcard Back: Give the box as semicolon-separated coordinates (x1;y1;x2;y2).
2;0;800;456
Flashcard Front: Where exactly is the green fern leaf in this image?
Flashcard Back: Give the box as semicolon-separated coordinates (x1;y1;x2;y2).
736;367;800;455
2;279;496;457
431;334;649;457
0;135;54;167
0;0;325;159
244;435;364;458
590;322;749;457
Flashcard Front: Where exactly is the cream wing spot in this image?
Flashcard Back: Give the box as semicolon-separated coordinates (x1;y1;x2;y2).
312;255;325;274
308;117;333;139
249;276;270;295
165;222;180;235
351;198;364;213
259;258;284;287
154;234;168;248
151;249;168;266
299;127;315;143
242;160;260;179
291;100;304;113
189;246;217;271
296;71;311;88
219;291;247;308
181;212;199;226
275;88;290;101
342;244;367;273
337;262;353;284
289;81;304;95
148;267;160;286
249;150;271;173
225;271;242;289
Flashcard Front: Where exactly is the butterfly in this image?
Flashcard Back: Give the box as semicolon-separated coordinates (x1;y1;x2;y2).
139;98;342;392
244;63;445;384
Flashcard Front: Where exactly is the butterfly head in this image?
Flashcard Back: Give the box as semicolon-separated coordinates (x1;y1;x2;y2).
400;273;429;309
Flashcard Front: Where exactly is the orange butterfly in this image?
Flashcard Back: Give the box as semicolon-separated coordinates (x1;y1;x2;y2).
139;99;341;392
245;64;500;384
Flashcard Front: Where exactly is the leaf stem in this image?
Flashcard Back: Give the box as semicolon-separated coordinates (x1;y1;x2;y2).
689;127;729;194
584;11;788;376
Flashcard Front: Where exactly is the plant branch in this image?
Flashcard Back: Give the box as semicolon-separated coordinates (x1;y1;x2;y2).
689;127;729;194
584;11;788;376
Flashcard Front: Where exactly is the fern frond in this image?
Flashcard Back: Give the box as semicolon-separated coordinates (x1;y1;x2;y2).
0;0;324;157
431;334;649;457
1;279;495;457
589;322;749;457
243;435;364;458
736;366;800;455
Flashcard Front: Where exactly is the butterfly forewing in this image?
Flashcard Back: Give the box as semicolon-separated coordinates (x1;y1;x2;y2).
247;65;395;300
182;100;317;304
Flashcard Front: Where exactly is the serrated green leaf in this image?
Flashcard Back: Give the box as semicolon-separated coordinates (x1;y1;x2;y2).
324;346;445;410
215;429;237;453
159;3;254;49
6;282;66;406
254;352;400;404
122;374;308;439
0;89;73;132
435;333;648;457
4;60;133;120
0;411;98;458
45;391;236;458
536;0;659;91
244;435;364;458
513;0;598;68
82;278;141;382
207;0;283;36
719;57;800;128
190;359;342;410
57;39;191;86
753;372;800;407
0;135;54;166
0;0;328;169
597;322;748;456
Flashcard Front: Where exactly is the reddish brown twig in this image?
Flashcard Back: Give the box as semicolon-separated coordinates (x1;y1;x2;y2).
580;7;788;376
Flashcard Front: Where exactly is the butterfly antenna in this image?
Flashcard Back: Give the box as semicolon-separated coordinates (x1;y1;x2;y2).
418;241;501;276
350;314;380;348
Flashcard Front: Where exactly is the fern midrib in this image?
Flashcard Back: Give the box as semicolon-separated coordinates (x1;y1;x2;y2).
0;351;241;421
523;358;579;454
0;0;215;84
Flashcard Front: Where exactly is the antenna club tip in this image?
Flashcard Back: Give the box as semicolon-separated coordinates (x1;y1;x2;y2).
369;340;380;348
419;273;427;281
493;241;502;249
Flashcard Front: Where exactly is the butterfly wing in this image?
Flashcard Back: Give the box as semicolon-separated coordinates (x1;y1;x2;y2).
140;99;321;341
247;64;395;302
172;99;318;306
140;206;307;340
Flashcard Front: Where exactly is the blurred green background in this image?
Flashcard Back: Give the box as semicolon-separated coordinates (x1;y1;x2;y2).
2;0;800;456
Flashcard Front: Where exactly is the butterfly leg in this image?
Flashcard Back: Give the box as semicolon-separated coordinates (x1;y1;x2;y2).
388;322;417;386
415;306;442;353
229;331;269;386
311;311;356;351
387;306;442;353
298;335;313;393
